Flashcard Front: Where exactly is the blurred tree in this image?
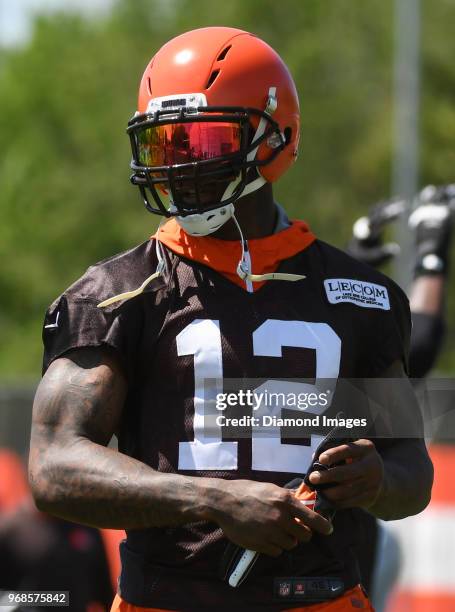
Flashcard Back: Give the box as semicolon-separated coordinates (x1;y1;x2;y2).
0;0;454;378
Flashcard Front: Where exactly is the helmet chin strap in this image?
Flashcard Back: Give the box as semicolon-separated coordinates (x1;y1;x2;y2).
169;202;235;237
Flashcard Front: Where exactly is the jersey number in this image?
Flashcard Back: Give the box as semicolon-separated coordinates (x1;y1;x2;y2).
176;319;341;473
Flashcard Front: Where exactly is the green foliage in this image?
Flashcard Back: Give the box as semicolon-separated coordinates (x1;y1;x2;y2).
0;0;454;378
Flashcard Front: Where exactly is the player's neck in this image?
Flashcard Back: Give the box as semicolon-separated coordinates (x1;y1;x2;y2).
212;183;278;241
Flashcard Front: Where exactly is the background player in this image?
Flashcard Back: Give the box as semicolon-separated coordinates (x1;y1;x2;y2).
346;183;454;610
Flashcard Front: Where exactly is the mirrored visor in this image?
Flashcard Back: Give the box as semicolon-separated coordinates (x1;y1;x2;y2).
136;121;241;167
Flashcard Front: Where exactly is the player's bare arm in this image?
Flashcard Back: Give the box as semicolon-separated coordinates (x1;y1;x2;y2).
309;360;433;519
29;347;332;555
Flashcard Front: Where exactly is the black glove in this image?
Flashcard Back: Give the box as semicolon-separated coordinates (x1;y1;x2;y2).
303;431;352;522
409;184;455;277
220;424;351;588
346;198;405;268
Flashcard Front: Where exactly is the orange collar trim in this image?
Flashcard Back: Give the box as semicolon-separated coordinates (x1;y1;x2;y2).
153;218;316;290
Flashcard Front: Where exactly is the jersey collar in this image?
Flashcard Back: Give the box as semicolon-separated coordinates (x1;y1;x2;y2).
153;218;316;290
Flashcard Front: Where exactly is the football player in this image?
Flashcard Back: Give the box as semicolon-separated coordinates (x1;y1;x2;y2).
29;28;433;612
346;185;454;610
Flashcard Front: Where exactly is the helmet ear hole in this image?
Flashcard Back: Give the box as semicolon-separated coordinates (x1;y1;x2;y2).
284;127;292;145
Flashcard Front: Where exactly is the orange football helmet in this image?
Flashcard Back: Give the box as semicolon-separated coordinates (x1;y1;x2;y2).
128;27;300;223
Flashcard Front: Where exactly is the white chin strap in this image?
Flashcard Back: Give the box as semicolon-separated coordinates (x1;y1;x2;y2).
174;86;280;237
169;202;235;237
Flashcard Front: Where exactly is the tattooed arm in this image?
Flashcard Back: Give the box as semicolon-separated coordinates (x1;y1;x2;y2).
28;347;332;554
29;347;218;529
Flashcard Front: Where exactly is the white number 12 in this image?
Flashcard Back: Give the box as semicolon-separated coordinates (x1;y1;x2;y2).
177;319;341;473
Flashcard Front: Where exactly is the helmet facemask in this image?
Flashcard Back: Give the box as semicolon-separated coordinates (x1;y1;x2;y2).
127;93;286;225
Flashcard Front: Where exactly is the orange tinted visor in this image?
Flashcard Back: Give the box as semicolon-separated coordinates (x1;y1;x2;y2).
136;121;241;167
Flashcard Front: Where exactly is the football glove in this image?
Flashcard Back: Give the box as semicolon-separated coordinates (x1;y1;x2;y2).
221;425;351;588
408;184;455;277
346;198;405;268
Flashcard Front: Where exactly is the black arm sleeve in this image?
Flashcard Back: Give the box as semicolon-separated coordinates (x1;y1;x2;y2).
369;281;412;377
409;312;445;379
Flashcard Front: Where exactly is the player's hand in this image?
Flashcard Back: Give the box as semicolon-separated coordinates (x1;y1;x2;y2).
308;439;384;510
212;479;333;557
346;198;405;268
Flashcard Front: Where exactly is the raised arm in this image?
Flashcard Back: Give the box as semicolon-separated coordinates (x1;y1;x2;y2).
29;347;331;554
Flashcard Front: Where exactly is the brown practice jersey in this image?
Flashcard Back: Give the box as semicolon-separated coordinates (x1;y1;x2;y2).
42;223;411;611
